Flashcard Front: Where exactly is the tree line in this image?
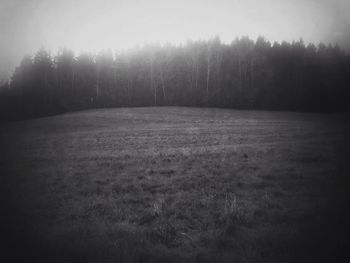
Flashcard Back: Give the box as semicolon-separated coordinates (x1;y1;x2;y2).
1;36;349;120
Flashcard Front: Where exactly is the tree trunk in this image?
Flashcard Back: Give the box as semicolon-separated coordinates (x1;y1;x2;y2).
71;67;74;90
238;58;242;91
206;51;211;102
96;67;100;98
160;67;166;99
250;58;254;90
127;60;131;105
150;56;156;105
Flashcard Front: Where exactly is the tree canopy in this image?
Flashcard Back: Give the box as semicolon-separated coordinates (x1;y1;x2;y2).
1;36;349;120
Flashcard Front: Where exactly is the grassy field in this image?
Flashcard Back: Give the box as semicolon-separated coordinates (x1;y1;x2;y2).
1;107;349;262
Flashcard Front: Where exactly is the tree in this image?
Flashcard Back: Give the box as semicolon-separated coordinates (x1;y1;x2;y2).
2;36;350;120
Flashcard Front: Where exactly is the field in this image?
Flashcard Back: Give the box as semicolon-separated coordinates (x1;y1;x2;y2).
1;107;349;262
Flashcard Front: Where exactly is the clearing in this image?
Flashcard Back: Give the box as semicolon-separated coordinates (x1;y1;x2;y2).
1;107;349;262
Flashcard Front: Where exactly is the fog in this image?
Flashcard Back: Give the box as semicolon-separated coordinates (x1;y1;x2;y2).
1;0;349;80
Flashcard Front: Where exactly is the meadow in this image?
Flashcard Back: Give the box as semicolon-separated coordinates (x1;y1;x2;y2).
1;107;349;262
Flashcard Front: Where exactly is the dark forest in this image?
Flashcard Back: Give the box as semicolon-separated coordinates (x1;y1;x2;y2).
1;36;349;120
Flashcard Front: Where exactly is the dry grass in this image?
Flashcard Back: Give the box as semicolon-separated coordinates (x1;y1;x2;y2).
0;107;349;262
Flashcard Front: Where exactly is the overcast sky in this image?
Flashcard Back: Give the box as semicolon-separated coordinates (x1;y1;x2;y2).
1;0;350;79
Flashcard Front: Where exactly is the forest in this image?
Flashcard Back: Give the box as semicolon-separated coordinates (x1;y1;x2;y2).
1;36;349;120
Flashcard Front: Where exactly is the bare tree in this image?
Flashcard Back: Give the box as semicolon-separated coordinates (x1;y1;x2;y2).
206;46;211;102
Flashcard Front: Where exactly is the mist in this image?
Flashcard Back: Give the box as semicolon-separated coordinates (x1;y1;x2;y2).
1;0;350;81
1;1;350;262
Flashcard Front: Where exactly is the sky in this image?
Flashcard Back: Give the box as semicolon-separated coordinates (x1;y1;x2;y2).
1;0;350;80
